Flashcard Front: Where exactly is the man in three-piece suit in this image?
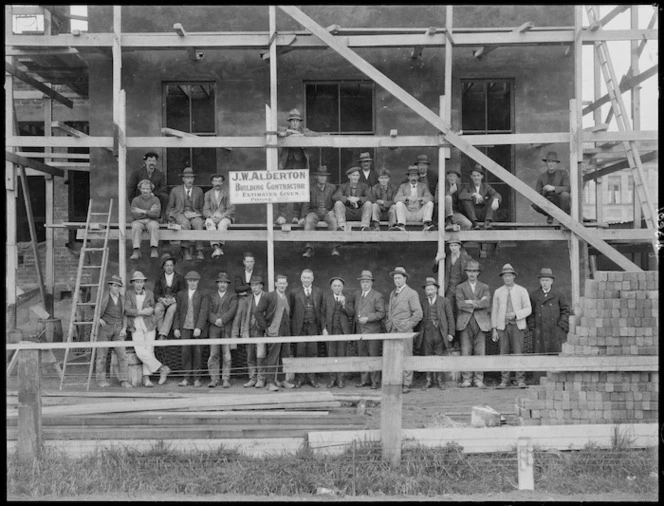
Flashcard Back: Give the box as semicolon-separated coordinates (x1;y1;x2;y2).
353;270;385;389
203;173;235;258
289;269;324;388
455;260;491;389
166;166;206;260
173;270;209;387
393;165;436;232
321;276;355;388
357;151;379;188
207;271;238;388
333;166;373;232
300;166;340;258
241;275;268;389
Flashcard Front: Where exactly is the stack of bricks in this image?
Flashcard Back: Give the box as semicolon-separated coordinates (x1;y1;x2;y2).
516;270;658;426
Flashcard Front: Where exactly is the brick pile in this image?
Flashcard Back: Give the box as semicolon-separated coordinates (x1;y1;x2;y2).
516;270;658;426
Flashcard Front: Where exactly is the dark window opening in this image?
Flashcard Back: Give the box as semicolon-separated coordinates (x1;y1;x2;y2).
16;122;46;243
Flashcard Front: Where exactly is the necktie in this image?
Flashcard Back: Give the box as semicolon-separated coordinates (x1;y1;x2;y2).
305;288;310;297
362;291;367;299
429;297;435;305
335;296;340;302
186;189;191;201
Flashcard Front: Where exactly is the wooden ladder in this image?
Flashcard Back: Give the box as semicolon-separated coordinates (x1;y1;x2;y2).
585;6;657;252
60;199;114;391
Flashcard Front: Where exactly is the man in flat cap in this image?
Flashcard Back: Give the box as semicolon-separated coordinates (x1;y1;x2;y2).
166;166;206;261
129;179;161;260
386;266;423;394
459;163;501;230
418;277;455;389
358;152;378;188
353;270;385;389
455;260;491;388
393;165;435;231
322;276;355;388
203;173;235;258
492;263;532;389
434;165;472;232
207;271;238;388
127;151;168;222
333;166;373;232
240;275;267;388
299;166;340;258
369;168;398;231
230;251;263;346
531;151;571;224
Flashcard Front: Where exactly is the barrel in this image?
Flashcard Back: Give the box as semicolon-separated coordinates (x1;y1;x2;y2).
444;348;461;383
111;350;143;386
38;318;63;343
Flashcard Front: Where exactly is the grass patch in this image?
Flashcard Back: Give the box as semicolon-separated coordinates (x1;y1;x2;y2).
7;442;658;498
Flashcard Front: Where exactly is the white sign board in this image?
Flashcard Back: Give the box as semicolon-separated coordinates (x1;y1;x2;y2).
229;169;310;204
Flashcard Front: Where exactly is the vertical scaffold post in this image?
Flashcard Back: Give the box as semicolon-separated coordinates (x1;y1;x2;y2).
17;349;42;462
265;5;279;291
381;338;404;466
517;438;535;490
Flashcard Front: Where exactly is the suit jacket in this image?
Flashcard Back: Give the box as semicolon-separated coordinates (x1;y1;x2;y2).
458;182;501;205
535;169;570;196
491;284;532;331
432;248;473;293
386;284;423;333
173;288;209;334
333;182;372;207
277;126;318;170
203;186;235;221
124;289;158;333
370;183;398;211
528;287;571;354
255;290;291;334
98;291;126;328
234;270;263;296
359;169;379;188
127;164;168;203
207;290;238;338
242;291;266;338
455;280;492;332
352;288;385;334
321;292;355;335
434;179;463;211
289;285;324;334
417;295;455;349
166;185;205;221
300;183;337;217
403;172;438;198
394;181;434;212
153;271;186;300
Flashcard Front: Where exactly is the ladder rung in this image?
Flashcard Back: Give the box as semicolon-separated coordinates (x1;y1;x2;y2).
90;212;109;216
79;283;99;287
82;265;103;269
83;248;106;251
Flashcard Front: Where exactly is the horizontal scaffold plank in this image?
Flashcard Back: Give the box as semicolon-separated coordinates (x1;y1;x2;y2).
6;136;114;148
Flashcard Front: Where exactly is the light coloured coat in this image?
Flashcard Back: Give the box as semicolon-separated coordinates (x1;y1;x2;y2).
491;283;532;331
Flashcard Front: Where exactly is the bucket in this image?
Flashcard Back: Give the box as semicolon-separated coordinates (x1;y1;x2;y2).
38;318;63;343
444;348;461;383
111;350;143;386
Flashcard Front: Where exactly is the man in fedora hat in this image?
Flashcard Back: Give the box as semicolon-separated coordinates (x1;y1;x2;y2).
434;165;472;232
299;166;340;258
240;274;267;388
96;275;131;389
129;179;161;260
166;166;205;261
203;173;235;258
153;253;186;340
358;151;378;188
321;276;355;388
369;168;398;231
491;263;532;389
528;268;570;370
207;271;238;388
333;166;373;232
434;234;473;327
418;277;455;389
173;270;209;387
127;151;168;222
414;154;438;198
353;270;385;389
125;271;171;388
455;260;491;388
386;266;423;394
230;251;263;345
459;163;501;230
393;165;435;232
532;151;571;224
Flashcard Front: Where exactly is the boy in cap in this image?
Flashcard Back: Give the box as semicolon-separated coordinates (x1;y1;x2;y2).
531;151;571;224
459;163;501;230
241;275;267;388
207;271;238;388
127;151;168;222
353;270;385;389
434;165;472;231
358;152;378;187
299;166;340;258
129;179;161;260
125;271;171;387
491;263;532;389
321;276;355;388
173;270;209;387
393;165;435;231
95;275;131;389
203;173;235;258
455;260;491;388
166;166;205;261
369;168;398;231
419;277;455;389
333;166;373;232
153;254;186;339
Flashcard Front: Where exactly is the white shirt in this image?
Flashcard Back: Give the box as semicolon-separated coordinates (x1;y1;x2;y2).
428;295;436;305
110;293;119;305
363;169;371;179
469;281;477;294
244;270;253;283
303;286;311;297
165;272;174;287
362;289;371;298
218;290;227;298
253;292;262;305
395;286;404;295
409;184;418;197
213;189;221;204
134;291;148;333
335;294;342;302
188;288;196;300
186;188;192;199
473;184;481;194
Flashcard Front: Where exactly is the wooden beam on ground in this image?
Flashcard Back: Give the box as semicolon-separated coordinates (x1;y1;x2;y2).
6;151;64;178
5;62;73;108
279;5;642;272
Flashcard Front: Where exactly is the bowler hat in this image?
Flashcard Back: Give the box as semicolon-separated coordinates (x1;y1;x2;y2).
537;267;556;279
415;154;430;165
130;270;148;282
465;260;481;272
287;108;302;121
346;166;361;176
185;271;201;281
209;173;225;183
390;266;410;279
470;163;484;175
406;165;420;174
499;263;517;277
422;277;439;288
377;168;391;178
542;151;560;163
249;275;264;285
107;274;124;287
357;270;374;281
313;165;331;176
447;234;462;245
447;166;461;177
180;166;196;177
329;276;345;285
160;253;176;267
358;152;372;163
215;271;232;283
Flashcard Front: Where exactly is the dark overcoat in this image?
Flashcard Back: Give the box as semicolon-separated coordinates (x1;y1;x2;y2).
528;287;570;354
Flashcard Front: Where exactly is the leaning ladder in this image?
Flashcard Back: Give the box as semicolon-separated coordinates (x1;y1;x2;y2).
60;199;114;390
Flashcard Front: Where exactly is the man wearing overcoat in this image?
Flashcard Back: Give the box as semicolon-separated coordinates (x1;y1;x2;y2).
321;276;355;388
528;267;570;355
353;270;385;389
207;271;238;388
166;166;206;260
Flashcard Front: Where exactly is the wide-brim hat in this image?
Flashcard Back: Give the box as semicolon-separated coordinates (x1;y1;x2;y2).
287;108;302;121
107;274;124;287
215;272;232;283
357;270;374;281
499;263;517;277
416;154;430;165
406;165;420;174
346;166;361;176
180;167;196;177
358;152;372;163
249;275;264;285
160;253;176;267
422;277;439;288
313;165;331;176
537;267;555;279
209;173;225;182
542;151;560;163
185;271;201;281
447;234;462;245
447;167;462;177
390;266;410;279
465;260;481;272
329;276;345;285
130;270;148;282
